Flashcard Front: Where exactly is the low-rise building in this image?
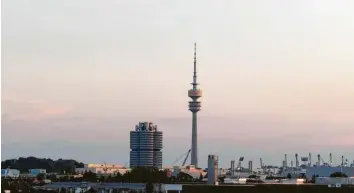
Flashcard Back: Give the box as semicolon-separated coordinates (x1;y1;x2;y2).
75;164;130;175
30;169;46;177
1;169;20;178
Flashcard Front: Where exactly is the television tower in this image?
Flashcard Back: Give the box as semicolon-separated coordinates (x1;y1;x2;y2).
188;43;202;167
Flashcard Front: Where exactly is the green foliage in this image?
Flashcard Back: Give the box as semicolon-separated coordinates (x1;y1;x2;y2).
48;174;58;182
218;176;225;183
1;157;84;173
82;171;97;181
176;172;194;182
248;175;258;179
123;167;169;183
0;179;32;193
36;173;45;181
330;172;348;177
145;181;154;193
265;176;284;180
55;167;171;183
287;173;292;179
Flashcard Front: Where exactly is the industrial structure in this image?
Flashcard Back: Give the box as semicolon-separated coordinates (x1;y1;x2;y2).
248;161;253;174
188;43;202;167
276;152;354;180
130;122;163;169
207;155;219;185
172;149;191;167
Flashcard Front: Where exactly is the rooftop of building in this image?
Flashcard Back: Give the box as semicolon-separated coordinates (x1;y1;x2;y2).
133;122;159;132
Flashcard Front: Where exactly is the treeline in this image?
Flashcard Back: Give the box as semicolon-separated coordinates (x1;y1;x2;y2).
1;179;33;193
49;167;197;184
1;157;84;173
1;168;197;193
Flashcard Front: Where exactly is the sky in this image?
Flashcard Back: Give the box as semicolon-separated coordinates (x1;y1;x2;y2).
1;0;354;168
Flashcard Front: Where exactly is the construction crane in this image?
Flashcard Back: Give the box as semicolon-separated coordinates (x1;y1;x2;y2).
234;157;244;178
341;155;350;166
260;158;266;174
172;149;191;167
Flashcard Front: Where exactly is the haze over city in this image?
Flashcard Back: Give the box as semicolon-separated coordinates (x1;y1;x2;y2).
2;0;354;167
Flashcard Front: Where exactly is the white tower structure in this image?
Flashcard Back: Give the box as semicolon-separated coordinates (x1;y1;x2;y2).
188;43;202;167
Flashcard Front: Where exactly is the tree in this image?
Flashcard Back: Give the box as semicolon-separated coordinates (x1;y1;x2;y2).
248;175;257;179
36;173;45;181
106;174;113;182
98;175;105;182
114;172;123;182
330;172;348;178
287;173;292;179
199;173;203;181
48;174;58;182
145;181;154;193
310;175;317;183
123;167;168;183
1;157;84;173
59;175;69;182
218;176;225;183
176;172;193;182
82;171;97;182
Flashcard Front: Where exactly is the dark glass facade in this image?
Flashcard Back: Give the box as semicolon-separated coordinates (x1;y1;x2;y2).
129;122;163;169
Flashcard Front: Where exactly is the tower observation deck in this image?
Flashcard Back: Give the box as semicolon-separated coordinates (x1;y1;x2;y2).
188;43;202;167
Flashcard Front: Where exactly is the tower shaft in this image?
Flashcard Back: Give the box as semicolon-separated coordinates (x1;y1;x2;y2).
188;43;202;167
191;112;198;166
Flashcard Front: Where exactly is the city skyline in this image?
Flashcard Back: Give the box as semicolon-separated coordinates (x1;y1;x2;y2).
2;0;354;167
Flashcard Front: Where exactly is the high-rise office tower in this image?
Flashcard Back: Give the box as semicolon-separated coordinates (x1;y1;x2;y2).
130;122;163;169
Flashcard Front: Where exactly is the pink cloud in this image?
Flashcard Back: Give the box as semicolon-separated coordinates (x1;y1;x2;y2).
2;99;71;121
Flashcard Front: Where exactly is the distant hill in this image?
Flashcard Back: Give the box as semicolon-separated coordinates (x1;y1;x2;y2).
1;157;85;173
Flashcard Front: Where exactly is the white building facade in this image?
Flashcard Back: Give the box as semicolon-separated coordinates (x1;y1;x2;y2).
75;164;130;175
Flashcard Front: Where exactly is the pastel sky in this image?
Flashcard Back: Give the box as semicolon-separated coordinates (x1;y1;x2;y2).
2;0;354;168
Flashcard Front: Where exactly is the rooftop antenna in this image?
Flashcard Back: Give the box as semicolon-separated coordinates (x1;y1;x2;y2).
193;42;197;88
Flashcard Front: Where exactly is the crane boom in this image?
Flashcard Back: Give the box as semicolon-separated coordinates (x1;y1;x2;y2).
182;150;191;166
172;149;191;166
